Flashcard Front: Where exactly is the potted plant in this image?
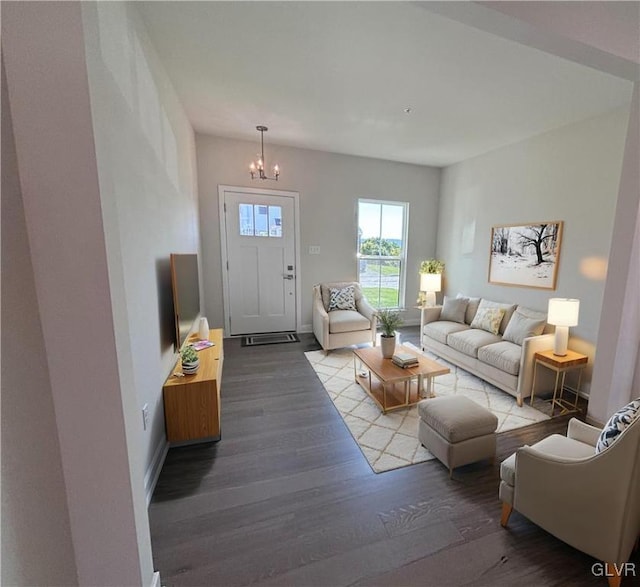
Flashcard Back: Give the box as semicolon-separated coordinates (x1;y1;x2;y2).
181;345;200;375
377;308;403;359
420;259;445;275
418;259;445;307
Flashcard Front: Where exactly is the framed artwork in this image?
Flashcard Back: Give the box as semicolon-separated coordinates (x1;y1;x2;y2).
488;221;563;289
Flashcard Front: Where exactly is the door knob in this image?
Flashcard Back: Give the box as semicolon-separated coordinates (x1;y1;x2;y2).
283;274;294;280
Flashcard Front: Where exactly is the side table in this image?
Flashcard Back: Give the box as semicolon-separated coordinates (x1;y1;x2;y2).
530;349;588;415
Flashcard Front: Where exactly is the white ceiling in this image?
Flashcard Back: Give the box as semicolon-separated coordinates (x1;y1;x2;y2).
136;1;633;167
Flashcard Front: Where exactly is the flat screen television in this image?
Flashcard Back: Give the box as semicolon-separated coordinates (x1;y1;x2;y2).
170;253;200;349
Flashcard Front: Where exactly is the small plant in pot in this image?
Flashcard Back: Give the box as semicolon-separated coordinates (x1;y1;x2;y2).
377;308;403;359
181;345;200;375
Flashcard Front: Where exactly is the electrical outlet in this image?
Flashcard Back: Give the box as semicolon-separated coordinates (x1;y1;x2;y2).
309;245;320;255
142;404;150;431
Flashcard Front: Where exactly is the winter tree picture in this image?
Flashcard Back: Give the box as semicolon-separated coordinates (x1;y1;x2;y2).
488;221;563;289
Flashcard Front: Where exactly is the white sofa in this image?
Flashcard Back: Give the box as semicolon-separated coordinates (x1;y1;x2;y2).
420;296;555;406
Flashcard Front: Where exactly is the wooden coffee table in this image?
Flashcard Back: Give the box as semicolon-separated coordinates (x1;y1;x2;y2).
353;345;450;413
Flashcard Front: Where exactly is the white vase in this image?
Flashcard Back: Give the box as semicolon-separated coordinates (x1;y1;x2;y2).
380;335;396;359
198;317;209;341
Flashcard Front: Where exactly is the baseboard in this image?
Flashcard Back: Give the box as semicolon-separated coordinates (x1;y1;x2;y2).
558;381;589;396
149;570;161;587
300;320;420;333
145;438;169;506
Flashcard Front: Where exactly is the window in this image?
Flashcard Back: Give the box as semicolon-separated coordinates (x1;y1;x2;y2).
357;199;408;308
239;204;282;237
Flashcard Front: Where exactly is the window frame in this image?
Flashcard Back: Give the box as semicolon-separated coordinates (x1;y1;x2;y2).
356;198;409;310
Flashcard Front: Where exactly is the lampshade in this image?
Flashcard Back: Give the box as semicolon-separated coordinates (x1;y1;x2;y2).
420;273;442;293
547;298;580;327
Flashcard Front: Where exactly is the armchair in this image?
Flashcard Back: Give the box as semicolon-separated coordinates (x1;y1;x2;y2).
500;415;640;586
312;282;377;351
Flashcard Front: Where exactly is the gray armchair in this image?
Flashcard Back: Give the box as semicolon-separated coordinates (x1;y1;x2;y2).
312;282;377;351
500;415;640;586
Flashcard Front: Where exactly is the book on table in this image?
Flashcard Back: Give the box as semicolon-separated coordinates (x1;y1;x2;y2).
392;358;418;369
391;352;419;368
191;340;215;351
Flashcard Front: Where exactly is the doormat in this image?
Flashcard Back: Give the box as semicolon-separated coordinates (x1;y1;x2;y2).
241;332;300;347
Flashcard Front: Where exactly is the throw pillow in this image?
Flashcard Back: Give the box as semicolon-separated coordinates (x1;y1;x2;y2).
320;282;361;311
457;294;481;325
440;296;468;324
475;299;517;334
470;307;505;335
328;285;356;311
502;309;546;346
596;398;640;453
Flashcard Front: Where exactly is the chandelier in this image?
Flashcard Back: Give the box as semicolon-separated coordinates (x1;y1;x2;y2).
249;125;280;181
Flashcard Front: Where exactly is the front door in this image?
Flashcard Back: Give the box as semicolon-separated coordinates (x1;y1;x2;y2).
221;188;298;335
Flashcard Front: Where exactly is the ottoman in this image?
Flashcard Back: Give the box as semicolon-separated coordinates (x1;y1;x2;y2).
418;395;498;477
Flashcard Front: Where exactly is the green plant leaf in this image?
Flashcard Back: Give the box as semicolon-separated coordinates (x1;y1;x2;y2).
419;259;445;274
181;345;198;363
377;308;403;337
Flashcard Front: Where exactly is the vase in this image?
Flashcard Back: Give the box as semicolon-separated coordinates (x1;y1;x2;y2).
182;358;200;375
198;317;210;341
380;335;396;359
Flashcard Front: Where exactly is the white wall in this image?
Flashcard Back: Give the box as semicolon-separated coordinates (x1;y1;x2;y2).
2;2;154;584
196;135;441;331
81;2;200;496
1;56;78;587
589;84;640;424
437;107;630;393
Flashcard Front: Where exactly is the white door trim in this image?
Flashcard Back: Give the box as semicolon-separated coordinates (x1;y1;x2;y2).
218;185;301;336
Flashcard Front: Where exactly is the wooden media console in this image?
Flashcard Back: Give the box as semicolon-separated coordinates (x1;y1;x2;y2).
163;328;223;443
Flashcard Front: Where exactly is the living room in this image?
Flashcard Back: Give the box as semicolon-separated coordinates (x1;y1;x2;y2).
3;1;639;586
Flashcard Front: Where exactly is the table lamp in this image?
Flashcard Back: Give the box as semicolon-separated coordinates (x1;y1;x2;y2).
420;273;442;308
547;298;580;356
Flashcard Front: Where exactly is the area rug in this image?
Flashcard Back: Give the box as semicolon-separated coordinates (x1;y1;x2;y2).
304;343;551;473
241;332;300;347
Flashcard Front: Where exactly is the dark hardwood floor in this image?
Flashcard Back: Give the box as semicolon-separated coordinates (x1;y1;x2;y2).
149;327;636;586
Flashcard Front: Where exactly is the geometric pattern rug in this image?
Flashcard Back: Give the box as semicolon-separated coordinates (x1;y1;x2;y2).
304;342;551;473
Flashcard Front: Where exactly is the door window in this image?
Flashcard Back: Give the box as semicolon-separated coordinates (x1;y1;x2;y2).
239;203;282;237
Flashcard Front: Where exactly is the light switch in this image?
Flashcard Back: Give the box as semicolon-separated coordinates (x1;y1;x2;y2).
309;245;321;255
